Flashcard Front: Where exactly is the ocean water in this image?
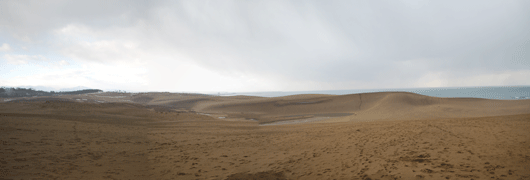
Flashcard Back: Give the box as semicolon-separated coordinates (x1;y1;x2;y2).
213;86;530;100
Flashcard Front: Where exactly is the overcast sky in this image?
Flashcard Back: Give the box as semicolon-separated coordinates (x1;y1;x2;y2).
1;0;529;92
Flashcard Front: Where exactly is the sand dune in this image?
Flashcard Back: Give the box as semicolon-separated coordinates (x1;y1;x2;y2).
197;92;530;124
32;91;529;124
150;113;530;180
1;92;530;179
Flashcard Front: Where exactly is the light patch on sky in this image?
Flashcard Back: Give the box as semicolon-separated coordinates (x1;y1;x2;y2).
0;43;12;52
1;61;148;91
3;54;48;65
1;0;529;92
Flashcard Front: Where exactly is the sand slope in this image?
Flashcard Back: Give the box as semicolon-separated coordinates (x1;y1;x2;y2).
197;92;530;124
150;114;530;180
16;91;529;124
1;92;530;179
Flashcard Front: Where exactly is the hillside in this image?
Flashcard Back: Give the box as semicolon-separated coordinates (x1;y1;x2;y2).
196;92;530;124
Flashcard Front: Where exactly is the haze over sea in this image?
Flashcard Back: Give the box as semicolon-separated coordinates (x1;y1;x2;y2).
213;86;530;100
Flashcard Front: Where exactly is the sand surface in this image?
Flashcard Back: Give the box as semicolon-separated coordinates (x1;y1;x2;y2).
1;92;530;179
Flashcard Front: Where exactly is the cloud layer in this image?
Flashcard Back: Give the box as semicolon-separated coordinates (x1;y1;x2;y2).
1;0;529;92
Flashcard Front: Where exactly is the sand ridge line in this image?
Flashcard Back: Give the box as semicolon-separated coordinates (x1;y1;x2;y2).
259;117;331;126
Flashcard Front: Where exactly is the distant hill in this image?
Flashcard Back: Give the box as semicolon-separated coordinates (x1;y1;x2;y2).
199;92;530;124
0;87;103;98
17;86;93;92
58;86;93;92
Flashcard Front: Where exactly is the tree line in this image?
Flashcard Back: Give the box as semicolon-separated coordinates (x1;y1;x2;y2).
0;87;103;98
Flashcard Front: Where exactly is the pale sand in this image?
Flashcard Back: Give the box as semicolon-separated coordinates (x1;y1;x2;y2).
1;92;530;179
260;117;331;126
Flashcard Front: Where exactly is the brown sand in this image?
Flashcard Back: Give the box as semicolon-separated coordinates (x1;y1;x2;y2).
1;92;530;179
197;92;530;124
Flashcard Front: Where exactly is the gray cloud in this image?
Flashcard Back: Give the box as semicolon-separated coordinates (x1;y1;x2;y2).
0;0;152;32
152;1;530;83
2;0;530;91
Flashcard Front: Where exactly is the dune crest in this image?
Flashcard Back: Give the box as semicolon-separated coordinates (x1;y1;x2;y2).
194;92;530;124
2;92;530;179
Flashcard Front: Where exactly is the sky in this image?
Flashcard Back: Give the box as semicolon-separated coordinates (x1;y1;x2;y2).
1;0;529;93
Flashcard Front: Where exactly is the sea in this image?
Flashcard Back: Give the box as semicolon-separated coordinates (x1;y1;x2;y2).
211;86;530;100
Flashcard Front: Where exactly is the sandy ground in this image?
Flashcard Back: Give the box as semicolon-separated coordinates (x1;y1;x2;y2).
1;92;530;180
151;114;530;180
